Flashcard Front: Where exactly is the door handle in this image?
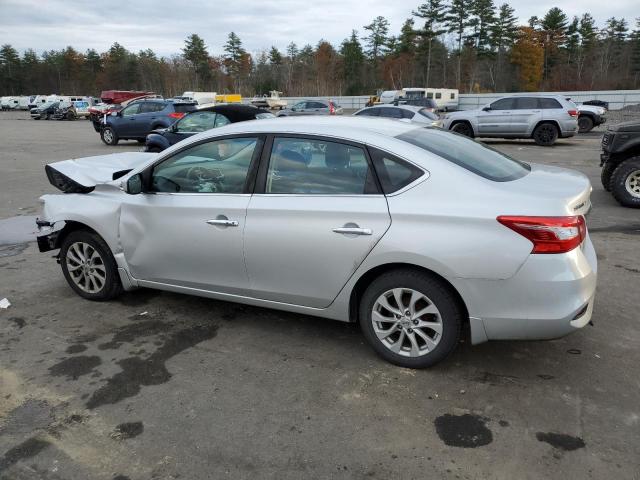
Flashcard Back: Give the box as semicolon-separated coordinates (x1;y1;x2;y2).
332;227;372;235
206;219;239;227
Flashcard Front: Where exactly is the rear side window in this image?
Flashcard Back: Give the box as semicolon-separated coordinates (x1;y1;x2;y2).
369;147;424;194
400;109;414;119
396;128;530;182
540;98;562;109
139;102;164;113
174;103;197;113
380;108;403;119
515;97;539;110
418;109;438;120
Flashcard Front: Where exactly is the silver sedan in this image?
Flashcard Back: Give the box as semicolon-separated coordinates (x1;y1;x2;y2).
37;117;596;368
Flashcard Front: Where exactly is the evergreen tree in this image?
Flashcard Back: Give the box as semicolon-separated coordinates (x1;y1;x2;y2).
182;34;210;89
340;30;365;94
445;0;473;87
413;0;447;86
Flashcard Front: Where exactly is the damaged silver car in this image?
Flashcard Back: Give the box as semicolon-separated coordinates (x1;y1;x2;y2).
37;117;596;368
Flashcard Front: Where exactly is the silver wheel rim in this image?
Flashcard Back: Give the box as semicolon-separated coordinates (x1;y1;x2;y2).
625;170;640;198
66;242;106;293
103;129;113;143
371;288;443;357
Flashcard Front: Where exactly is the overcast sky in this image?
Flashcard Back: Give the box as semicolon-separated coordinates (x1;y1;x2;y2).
0;0;637;57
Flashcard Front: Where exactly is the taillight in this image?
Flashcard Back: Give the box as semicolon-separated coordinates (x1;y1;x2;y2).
169;112;185;119
497;215;586;254
329;101;336;115
568;109;578;117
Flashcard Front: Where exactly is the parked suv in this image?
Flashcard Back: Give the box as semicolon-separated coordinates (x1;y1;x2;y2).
99;99;196;145
442;95;578;146
600;120;640;208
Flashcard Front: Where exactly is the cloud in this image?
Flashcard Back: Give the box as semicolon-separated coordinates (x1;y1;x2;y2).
0;0;637;58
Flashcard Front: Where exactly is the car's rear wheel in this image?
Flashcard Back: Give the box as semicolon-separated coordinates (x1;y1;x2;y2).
601;161;616;191
578;116;594;133
101;126;119;146
610;157;640;208
359;269;462;368
60;230;123;300
533;123;558;146
451;122;473;138
66;111;76;121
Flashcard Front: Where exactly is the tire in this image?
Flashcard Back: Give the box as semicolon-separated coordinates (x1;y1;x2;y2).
359;269;463;368
610;157;640;208
601;161;616;192
578;116;594;133
451;122;474;138
66;111;75;121
60;230;123;301
532;122;558;146
101;126;119;146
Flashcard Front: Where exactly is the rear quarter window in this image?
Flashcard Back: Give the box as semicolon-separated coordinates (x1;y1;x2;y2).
369;147;424;194
396;128;530;182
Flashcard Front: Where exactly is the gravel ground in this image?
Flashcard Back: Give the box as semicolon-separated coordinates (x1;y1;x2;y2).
0;111;639;480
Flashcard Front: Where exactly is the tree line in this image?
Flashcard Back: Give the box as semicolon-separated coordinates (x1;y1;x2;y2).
1;4;639;98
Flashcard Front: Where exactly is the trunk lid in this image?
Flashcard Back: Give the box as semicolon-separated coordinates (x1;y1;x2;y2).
498;163;592;216
45;152;156;193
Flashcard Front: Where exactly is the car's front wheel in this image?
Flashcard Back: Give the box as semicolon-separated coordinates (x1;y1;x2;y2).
60;230;123;300
359;269;462;368
101;126;119;145
532;122;558;146
610;157;640;208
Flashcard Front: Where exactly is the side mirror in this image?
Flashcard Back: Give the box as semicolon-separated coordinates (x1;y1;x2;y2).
110;111;119;116
125;173;143;195
482;106;491;111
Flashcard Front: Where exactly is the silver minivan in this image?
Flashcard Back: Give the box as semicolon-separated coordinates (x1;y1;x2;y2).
442;95;579;146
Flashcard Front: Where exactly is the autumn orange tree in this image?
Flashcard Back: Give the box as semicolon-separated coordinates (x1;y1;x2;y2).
510;27;544;91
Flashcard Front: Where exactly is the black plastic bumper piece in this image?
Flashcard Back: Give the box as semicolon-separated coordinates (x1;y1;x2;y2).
37;231;60;252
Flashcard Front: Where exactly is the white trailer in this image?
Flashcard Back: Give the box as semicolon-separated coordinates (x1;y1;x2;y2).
401;88;459;111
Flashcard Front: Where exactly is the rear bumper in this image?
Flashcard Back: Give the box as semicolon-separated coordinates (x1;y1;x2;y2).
451;235;597;343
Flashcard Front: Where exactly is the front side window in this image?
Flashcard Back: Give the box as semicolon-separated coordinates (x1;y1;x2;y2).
490;98;515;110
121;104;140;116
293;102;307;110
175;111;217;133
265;137;377;195
151;137;260;193
396;128;530;182
356;108;380;117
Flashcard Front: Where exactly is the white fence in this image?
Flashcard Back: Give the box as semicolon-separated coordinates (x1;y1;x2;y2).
458;90;640;111
243;90;640;111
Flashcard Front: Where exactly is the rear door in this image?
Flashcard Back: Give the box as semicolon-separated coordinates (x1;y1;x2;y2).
477;97;515;135
134;102;166;136
512;97;542;135
243;135;391;308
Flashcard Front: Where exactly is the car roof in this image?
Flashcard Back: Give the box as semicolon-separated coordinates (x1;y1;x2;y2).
371;104;422;112
185;116;416;143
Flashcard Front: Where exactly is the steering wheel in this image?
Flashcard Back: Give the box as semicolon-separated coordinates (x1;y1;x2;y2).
186;165;214;182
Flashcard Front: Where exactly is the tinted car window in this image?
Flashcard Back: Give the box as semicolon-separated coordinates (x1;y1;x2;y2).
418;109;438;120
151;137;259;193
369;147;424;194
174;103;197;113
380;108;403;119
121;104;140;116
540;97;562;109
356;108;380;117
175;111;217;133
515;97;539;110
256;112;276;119
400;109;415;119
139;102;164;113
308;101;327;109
265;137;377;194
396;128;530;182
490;98;516;110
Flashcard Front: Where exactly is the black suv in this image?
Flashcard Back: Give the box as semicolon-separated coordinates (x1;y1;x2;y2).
99;99;196;146
600;120;640;208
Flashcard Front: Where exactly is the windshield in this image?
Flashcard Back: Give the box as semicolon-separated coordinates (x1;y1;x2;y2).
396;128;530;182
256;112;275;119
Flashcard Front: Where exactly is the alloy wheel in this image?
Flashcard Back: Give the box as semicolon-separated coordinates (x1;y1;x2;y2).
371;288;443;357
536;125;555;143
625;169;640;198
103;129;113;143
65;242;106;293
